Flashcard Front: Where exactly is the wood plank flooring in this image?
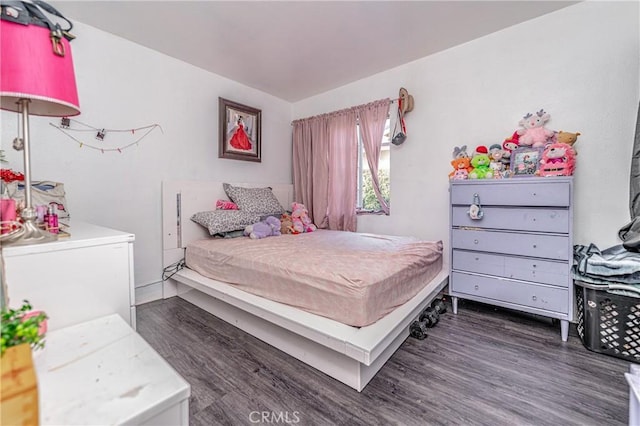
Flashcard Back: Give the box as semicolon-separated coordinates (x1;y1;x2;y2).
136;296;632;426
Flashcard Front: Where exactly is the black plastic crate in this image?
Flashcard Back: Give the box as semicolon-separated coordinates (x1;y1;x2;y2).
575;281;640;363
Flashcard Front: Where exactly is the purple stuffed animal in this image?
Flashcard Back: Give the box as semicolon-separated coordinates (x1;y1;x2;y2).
244;216;282;239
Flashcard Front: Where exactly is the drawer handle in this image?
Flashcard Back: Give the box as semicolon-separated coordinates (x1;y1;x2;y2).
533;244;537;248
468;194;484;220
474;239;479;244
533;192;537;196
532;295;537;301
475;257;479;261
532;264;537;268
474;285;479;290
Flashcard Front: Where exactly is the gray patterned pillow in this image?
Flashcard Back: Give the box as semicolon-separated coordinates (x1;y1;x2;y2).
191;210;262;236
223;183;284;215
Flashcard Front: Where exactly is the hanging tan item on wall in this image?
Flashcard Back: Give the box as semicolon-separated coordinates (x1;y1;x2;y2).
392;87;414;146
392;105;407;146
398;87;414;115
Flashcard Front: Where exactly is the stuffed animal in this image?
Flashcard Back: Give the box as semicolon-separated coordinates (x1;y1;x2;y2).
556;131;581;154
244;216;282;239
216;199;238;210
468;146;493;179
538;143;576;177
449;157;472;180
280;213;295;234
452;145;469;159
502;131;520;167
516;109;555;148
503;131;520;149
488;144;505;178
451;169;469;180
291;202;316;233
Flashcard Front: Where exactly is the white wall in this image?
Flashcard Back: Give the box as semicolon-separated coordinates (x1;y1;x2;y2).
293;1;640;262
1;22;293;296
2;2;638;302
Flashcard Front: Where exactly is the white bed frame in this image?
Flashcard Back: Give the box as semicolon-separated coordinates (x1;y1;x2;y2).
161;180;448;391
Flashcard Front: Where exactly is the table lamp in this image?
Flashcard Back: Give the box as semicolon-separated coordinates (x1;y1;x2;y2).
0;19;80;245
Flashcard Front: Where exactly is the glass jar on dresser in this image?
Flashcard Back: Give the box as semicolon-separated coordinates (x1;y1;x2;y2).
449;177;574;341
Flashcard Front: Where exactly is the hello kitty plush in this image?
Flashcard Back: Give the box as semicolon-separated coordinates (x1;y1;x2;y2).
516;109;555;148
488;144;505;178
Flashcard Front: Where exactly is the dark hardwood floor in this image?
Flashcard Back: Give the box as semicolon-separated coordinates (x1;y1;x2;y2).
137;296;631;426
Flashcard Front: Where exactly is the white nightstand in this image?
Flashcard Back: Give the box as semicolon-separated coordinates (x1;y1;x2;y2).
34;314;190;425
1;221;136;330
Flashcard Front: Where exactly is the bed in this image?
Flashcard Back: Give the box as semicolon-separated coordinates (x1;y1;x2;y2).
162;180;448;391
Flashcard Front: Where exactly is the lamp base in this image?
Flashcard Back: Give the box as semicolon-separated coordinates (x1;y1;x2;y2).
2;208;57;246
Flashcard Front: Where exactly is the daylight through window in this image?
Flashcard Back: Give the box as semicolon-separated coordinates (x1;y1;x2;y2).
357;118;391;213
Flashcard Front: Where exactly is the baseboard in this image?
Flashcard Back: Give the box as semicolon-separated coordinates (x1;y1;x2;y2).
135;281;163;305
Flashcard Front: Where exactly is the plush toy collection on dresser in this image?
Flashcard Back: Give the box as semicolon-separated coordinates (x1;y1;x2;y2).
449;109;580;180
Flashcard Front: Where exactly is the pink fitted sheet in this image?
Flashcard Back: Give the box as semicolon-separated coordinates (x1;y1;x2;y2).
185;230;443;327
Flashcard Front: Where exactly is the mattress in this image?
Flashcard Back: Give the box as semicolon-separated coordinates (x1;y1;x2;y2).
185;229;443;327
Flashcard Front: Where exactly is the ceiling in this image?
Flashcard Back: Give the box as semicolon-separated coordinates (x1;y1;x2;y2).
50;1;578;102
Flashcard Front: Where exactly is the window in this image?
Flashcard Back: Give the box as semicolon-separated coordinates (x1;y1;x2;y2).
357;118;391;213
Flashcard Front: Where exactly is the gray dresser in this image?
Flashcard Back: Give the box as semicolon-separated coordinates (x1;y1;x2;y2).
449;177;574;341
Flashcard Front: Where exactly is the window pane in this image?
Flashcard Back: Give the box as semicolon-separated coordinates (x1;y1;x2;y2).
357;118;391;212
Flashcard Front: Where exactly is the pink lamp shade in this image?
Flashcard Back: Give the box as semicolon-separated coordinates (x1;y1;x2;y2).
0;20;80;117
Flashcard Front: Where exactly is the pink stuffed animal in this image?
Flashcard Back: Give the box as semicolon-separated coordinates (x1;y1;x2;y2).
538;143;576;177
516;109;555;148
291;202;316;233
216;199;238;210
451;169;469;180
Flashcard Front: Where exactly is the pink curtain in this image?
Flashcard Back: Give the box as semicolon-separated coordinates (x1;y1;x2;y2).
357;99;391;214
292;100;389;232
293;117;330;228
292;120;313;218
327;109;358;231
310;117;330;229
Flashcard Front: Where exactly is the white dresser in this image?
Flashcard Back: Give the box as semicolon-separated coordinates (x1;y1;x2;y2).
449;177;574;341
1;221;136;331
34;314;190;425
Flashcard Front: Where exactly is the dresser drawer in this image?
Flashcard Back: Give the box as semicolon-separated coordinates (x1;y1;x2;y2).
451;229;569;260
452;206;569;233
451;271;568;313
452;250;569;287
451;181;570;207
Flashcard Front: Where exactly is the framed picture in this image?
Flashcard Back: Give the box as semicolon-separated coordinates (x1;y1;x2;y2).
219;97;261;162
510;146;543;177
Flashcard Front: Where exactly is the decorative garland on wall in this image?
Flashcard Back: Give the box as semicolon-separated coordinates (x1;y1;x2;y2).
49;118;163;153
